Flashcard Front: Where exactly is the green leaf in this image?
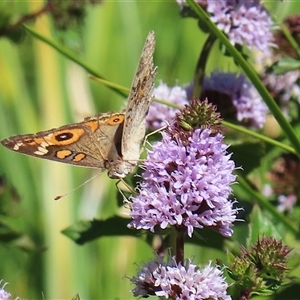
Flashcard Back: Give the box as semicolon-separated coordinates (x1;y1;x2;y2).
0;221;21;243
71;294;80;300
229;142;265;175
247;205;282;248
186;0;300;155
269;57;300;75
62;216;137;245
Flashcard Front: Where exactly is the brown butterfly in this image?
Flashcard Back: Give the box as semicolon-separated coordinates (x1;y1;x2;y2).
1;31;157;179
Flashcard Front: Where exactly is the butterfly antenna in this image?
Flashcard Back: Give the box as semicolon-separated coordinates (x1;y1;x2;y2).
54;172;102;200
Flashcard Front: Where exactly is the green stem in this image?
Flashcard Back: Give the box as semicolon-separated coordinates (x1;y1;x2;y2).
24;25;127;98
0;3;51;36
175;226;185;264
222;121;296;154
186;0;300;156
238;174;298;234
280;22;300;59
193;33;217;99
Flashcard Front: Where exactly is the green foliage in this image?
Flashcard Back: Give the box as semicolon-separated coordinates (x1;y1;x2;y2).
0;1;300;299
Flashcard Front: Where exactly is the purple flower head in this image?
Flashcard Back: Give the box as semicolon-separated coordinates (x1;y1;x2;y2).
128;125;237;237
177;0;274;53
277;194;297;213
263;70;300;118
147;82;189;130
268;153;300;193
266;153;300;212
131;256;231;299
0;280;11;300
202;71;268;128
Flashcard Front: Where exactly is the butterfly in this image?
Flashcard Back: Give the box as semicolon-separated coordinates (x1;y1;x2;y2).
1;31;157;179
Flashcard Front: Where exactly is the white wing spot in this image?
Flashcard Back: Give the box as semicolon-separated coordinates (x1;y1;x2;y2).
13;143;21;150
41;141;52;147
35;146;48;155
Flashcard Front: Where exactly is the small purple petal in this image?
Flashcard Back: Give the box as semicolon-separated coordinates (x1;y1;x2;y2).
128;128;238;237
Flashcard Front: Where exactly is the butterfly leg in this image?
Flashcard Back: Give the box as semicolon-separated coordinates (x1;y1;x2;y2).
115;178;137;202
140;123;169;155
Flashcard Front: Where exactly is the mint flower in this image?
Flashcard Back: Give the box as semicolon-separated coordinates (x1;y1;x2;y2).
202;71;268;128
128;127;237;237
147;82;188;129
262;185;297;213
277;194;297;213
177;0;274;53
266;153;300;212
0;280;11;300
131;256;231;299
263;70;300;118
263;70;300;102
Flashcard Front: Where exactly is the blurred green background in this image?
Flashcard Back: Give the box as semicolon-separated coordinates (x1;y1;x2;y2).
0;1;298;299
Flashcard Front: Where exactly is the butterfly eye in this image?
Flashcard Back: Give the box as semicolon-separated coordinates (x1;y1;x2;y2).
55;132;74;141
106;114;125;125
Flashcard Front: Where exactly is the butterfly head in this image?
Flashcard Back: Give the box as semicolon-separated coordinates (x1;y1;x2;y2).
105;159;136;179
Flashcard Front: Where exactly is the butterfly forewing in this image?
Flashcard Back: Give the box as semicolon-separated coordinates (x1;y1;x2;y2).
122;31;157;158
0;114;123;169
1;32;157;180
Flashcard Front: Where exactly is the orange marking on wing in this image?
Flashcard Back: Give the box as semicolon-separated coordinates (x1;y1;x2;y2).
106;114;125;125
85;120;99;132
73;153;86;162
45;129;84;145
56;149;72;159
22;137;45;146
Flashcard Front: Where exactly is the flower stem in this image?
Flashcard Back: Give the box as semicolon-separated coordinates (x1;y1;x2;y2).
280;22;300;59
24;25;127;98
175;226;186;264
193;33;217;99
0;2;52;37
187;0;300;156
